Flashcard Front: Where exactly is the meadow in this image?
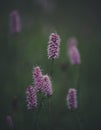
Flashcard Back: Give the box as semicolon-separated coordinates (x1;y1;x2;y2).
0;0;101;130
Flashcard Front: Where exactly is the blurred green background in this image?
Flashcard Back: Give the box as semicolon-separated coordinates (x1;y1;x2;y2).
0;0;101;130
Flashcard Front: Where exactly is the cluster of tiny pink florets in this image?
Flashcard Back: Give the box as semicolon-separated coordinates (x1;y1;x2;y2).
32;66;43;92
42;75;53;96
67;88;77;110
48;33;60;59
26;66;53;109
26;33;81;111
26;86;37;109
68;37;81;65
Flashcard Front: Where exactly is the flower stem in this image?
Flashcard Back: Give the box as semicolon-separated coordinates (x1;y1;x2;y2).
50;59;54;77
74;65;80;88
34;94;44;130
74;111;85;130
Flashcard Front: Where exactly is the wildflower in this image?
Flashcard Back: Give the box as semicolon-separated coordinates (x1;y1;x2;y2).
32;66;43;91
6;115;14;128
26;86;37;109
68;37;81;65
68;37;77;46
67;88;77;110
48;32;60;59
42;75;53;96
36;0;55;13
10;10;21;33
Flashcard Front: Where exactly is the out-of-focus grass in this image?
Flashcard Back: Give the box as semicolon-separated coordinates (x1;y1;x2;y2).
0;0;101;130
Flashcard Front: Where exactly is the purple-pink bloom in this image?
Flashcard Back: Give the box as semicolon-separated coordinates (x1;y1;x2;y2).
67;88;77;110
6;115;14;128
68;38;81;65
32;66;43;92
48;32;60;59
26;86;37;109
68;37;77;46
10;10;21;33
42;75;53;96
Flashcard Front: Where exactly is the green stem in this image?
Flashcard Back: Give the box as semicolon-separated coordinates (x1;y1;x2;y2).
74;65;81;101
34;94;44;130
48;97;51;113
74;111;85;130
49;59;54;113
50;59;54;77
74;65;80;88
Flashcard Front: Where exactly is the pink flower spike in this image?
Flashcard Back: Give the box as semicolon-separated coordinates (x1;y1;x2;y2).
48;32;61;59
26;86;37;109
32;66;43;92
68;37;77;47
68;38;81;65
42;75;53;97
10;10;21;33
67;88;77;110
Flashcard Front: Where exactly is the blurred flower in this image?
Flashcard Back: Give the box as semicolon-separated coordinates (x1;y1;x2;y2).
6;115;14;128
42;75;53;97
67;88;77;110
35;0;55;13
68;37;77;46
48;32;61;59
10;10;21;33
68;37;81;65
26;86;37;109
32;66;43;91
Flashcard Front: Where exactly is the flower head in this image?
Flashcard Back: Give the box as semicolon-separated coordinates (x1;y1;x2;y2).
68;37;77;47
26;86;37;109
67;88;77;110
10;10;21;33
32;66;43;91
68;38;81;65
42;75;53;96
48;32;60;59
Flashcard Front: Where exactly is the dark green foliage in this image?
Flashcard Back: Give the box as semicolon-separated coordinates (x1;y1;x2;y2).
0;0;101;130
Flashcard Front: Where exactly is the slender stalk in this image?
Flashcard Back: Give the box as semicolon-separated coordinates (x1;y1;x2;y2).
48;96;52;112
46;59;54;129
48;59;54;113
74;65;81;107
34;94;44;130
74;65;80;88
74;111;85;130
73;65;84;130
50;59;54;77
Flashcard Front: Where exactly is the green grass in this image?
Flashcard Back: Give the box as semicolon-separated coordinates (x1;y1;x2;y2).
0;1;101;130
